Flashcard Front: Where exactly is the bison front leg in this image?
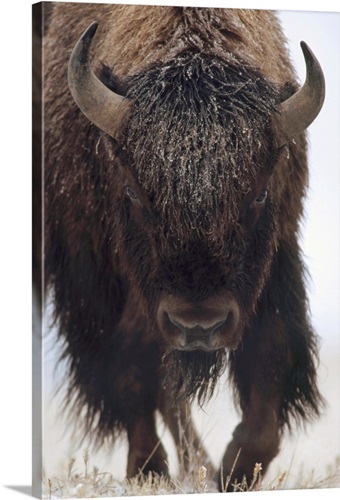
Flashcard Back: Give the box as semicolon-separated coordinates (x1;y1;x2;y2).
127;412;168;478
218;388;280;491
159;397;214;477
112;333;169;479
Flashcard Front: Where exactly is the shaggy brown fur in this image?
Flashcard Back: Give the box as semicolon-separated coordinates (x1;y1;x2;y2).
42;2;323;490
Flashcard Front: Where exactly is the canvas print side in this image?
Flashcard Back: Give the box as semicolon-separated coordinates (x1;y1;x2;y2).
32;3;43;498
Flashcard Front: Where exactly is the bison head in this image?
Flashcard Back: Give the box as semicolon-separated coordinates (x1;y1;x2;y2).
68;23;324;361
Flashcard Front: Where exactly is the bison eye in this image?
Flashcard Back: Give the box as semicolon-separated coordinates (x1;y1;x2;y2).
125;186;143;208
125;186;138;201
254;190;268;204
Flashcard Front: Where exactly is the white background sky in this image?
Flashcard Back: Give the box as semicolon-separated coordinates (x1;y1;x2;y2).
0;1;339;499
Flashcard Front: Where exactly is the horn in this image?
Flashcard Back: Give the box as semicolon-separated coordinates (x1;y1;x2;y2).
276;41;325;148
68;22;130;139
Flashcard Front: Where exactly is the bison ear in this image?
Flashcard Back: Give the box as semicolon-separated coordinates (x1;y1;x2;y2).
68;22;131;139
275;41;325;148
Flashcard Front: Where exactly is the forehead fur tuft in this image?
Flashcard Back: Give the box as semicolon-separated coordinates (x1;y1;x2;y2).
122;52;280;233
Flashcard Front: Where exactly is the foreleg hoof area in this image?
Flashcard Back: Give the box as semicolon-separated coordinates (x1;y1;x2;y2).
127;442;169;481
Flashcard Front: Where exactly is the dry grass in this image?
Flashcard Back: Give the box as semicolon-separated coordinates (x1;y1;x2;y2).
42;446;339;498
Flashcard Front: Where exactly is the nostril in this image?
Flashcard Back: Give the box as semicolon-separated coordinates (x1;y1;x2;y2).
165;313;187;347
168;315;187;334
210;316;228;334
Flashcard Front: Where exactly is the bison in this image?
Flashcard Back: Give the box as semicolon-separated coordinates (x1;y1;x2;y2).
42;3;325;490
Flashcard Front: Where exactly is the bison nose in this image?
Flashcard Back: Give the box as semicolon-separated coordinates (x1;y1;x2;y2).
158;296;241;351
167;315;227;350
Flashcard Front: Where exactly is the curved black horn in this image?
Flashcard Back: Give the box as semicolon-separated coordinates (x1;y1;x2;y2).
68;22;130;139
276;41;325;148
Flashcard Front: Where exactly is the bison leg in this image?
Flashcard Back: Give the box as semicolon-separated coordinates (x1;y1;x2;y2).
218;388;280;491
127;412;168;478
159;397;213;476
113;341;169;479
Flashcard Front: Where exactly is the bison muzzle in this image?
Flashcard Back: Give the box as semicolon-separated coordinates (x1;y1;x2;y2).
157;293;241;351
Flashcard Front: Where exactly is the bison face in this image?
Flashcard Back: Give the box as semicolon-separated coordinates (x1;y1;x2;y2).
108;48;285;355
68;22;324;357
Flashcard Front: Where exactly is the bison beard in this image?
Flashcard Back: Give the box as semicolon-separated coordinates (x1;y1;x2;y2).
42;4;326;493
162;349;227;406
